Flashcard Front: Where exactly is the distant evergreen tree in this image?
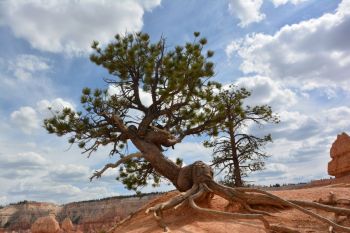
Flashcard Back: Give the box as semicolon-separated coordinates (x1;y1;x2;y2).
205;86;279;186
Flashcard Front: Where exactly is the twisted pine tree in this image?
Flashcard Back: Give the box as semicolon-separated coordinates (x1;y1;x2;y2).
44;32;350;232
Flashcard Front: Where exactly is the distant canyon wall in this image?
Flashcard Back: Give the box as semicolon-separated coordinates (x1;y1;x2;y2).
0;193;161;232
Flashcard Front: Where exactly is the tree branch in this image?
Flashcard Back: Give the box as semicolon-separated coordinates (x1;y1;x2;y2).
90;152;143;181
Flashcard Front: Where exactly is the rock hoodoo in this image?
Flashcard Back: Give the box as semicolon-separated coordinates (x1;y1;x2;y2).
31;216;60;233
61;217;74;232
328;132;350;178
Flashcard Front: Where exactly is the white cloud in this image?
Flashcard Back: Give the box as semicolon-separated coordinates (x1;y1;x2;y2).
0;152;48;178
234;75;297;110
0;152;47;170
8;181;119;203
225;39;243;58
166;142;212;164
108;85;152;107
37;98;75;117
268;111;321;141
228;0;265;27
10;106;39;134
0;54;57;107
46;164;90;183
0;150;119;203
138;0;162;10
260;162;288;175
248;135;332;185
271;0;308;7
10;98;75;134
0;0;161;55
0;196;7;205
107;85;152;122
227;0;350;89
324;106;350;134
10;182;81;199
8;54;50;80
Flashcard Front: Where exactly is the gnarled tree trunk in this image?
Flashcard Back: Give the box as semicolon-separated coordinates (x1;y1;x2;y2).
90;130;350;233
127;138;350;233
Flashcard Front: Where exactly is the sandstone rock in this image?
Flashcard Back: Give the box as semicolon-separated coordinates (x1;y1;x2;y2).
61;217;74;231
330;132;350;158
31;216;60;233
1;193;160;232
328;132;350;178
0;201;59;230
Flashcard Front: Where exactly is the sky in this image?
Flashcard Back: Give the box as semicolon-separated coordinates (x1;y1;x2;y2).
0;0;349;205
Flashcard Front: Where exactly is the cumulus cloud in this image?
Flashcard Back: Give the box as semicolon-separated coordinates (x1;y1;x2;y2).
0;0;161;55
0;152;48;178
46;164;91;183
8;181;119;203
108;85;152;107
107;85;153;122
8;54;50;80
36;98;75;117
11;106;39;134
258;163;288;177
138;0;162;10
266;111;321;141
0;151;119;203
227;0;350;89
10;98;75;134
247;162;289;184
228;0;265;27
9;182;80;199
245;104;349;183
288;142;327;163
0;54;57;108
271;0;308;7
324;106;350;135
166;142;212;164
234;75;297;110
0;152;47;170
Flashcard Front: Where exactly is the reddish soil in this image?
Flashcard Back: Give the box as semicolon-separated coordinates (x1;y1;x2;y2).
113;184;350;233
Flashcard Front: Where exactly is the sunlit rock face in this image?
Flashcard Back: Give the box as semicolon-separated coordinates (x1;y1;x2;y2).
61;217;74;232
328;132;350;178
31;216;60;233
0;193;161;232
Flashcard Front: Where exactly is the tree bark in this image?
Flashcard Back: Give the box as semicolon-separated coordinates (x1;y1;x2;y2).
228;114;243;187
130;137;182;189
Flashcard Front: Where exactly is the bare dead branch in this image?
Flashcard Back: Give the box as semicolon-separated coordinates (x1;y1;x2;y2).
90;152;143;181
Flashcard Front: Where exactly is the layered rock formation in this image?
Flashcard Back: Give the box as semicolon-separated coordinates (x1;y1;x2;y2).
58;194;159;232
31;216;60;233
0;193;161;232
61;218;74;232
0;201;58;230
31;216;82;233
328;132;350;178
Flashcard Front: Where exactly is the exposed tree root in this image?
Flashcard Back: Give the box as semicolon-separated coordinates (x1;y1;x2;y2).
269;224;301;233
317;192;350;206
107;214;133;233
145;180;350;232
92;158;350;232
235;187;350;232
188;184;271;230
146;183;272;232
